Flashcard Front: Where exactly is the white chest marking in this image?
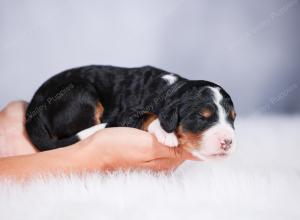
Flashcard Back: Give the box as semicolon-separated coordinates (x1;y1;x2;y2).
161;74;178;85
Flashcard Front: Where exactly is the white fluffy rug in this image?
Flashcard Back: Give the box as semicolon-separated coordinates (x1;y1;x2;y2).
1;116;300;220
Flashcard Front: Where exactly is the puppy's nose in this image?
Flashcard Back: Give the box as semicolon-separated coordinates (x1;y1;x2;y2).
220;139;232;151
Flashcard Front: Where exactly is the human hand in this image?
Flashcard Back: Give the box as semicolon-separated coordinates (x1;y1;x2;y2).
76;127;198;172
0;101;38;157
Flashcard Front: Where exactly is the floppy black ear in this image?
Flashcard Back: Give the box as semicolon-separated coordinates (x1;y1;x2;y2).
158;107;179;133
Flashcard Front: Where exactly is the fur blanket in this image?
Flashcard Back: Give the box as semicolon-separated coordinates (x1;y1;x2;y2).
1;116;300;220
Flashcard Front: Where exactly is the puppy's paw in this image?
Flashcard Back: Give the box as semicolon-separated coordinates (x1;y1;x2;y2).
155;131;179;147
148;119;178;147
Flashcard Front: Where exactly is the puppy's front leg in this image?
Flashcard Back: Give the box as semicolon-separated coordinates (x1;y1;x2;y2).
147;119;178;147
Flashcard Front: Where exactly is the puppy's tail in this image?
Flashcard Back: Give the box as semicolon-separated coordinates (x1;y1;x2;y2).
25;115;79;151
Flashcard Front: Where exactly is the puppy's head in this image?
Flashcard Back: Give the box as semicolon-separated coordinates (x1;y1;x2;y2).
160;81;236;160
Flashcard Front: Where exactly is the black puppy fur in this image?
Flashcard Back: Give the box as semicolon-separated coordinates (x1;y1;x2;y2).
25;65;235;151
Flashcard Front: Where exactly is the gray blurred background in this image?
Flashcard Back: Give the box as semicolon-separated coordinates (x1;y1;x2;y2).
1;0;299;115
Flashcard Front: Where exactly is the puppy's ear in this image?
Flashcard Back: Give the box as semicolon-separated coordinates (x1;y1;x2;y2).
159;107;179;133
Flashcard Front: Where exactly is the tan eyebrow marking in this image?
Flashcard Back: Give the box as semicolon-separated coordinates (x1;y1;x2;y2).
200;109;212;118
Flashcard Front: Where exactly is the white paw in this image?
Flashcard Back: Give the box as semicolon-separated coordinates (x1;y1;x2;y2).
154;131;179;147
77;123;107;140
148;119;178;147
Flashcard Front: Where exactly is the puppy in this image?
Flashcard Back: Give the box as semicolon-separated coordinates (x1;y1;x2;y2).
25;65;236;160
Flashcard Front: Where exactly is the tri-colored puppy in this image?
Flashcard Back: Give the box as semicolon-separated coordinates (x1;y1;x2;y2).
26;65;237;160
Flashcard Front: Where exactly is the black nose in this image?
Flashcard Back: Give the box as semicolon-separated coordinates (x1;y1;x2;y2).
221;139;232;151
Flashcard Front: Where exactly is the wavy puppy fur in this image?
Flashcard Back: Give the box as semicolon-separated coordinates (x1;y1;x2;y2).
25;65;236;158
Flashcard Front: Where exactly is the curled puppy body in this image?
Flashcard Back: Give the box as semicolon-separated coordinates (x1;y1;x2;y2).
25;65;236;160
